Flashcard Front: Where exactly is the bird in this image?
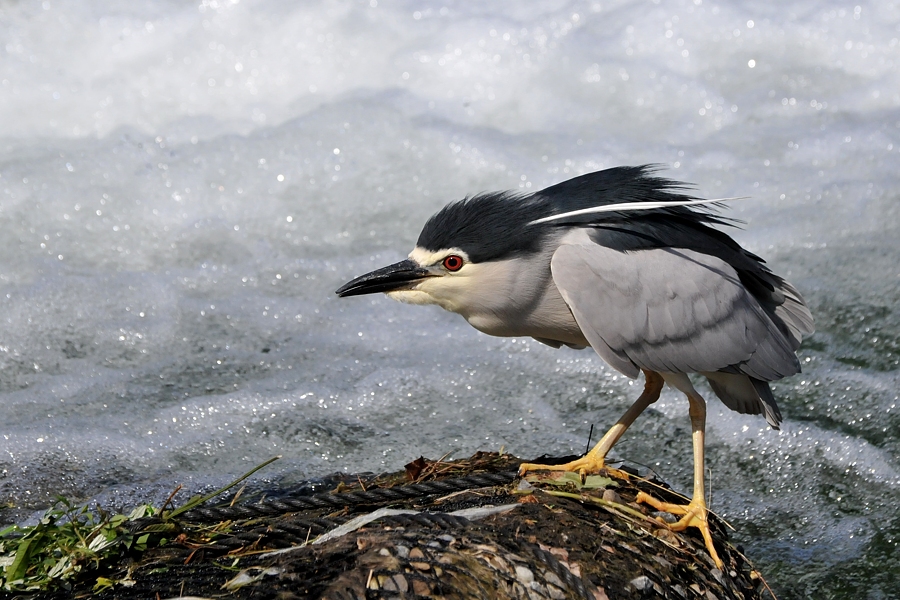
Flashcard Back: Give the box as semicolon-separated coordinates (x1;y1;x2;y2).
335;165;814;568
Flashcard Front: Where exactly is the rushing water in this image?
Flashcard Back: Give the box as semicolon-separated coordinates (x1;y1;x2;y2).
2;1;899;597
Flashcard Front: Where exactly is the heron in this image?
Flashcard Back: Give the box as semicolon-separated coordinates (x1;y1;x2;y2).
335;165;814;568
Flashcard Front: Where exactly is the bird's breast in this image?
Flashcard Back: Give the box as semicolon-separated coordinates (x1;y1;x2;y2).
460;263;588;347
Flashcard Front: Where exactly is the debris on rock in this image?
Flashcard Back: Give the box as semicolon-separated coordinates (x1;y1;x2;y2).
19;451;773;599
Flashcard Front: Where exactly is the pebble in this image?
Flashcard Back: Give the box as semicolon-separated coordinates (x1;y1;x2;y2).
602;489;622;503
630;575;652;591
409;546;430;570
547;583;566;600
412;579;431;595
515;565;535;584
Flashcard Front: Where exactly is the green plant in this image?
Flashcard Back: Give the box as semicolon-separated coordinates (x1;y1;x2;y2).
0;498;157;593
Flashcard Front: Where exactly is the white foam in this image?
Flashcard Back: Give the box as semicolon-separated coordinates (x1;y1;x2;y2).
2;1;900;592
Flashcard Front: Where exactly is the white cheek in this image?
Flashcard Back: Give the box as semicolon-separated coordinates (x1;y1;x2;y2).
386;290;435;305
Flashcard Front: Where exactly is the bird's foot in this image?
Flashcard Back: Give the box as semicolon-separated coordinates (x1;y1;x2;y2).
636;491;723;569
517;454;631;480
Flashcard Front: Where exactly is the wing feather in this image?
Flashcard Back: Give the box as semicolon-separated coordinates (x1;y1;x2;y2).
550;242;801;380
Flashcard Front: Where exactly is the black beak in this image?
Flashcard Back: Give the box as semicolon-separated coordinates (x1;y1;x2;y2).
335;259;432;297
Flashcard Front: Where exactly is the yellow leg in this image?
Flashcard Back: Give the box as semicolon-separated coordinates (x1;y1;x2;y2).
518;371;664;477
636;391;724;569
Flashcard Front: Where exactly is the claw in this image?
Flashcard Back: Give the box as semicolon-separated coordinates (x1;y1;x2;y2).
519;373;664;479
636;491;723;569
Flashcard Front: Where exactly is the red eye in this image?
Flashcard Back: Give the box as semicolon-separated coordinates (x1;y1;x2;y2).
442;255;464;271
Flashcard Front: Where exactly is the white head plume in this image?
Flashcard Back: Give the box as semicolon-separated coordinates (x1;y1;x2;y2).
528;197;746;226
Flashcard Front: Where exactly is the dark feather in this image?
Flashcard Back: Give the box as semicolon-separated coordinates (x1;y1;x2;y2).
417;165;731;263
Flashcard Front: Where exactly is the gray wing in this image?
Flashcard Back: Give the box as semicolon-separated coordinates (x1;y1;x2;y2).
550;243;801;382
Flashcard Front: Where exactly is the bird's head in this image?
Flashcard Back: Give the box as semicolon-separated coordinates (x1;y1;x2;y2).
334;191;550;315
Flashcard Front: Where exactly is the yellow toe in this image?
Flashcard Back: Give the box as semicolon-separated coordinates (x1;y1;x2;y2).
636;491;723;569
518;456;633;482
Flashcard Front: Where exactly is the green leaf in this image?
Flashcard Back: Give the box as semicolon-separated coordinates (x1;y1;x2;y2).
583;475;617;489
523;470;618;491
108;514;128;528
93;576;116;593
141;522;178;534
7;534;40;582
127;504;154;520
46;555;73;580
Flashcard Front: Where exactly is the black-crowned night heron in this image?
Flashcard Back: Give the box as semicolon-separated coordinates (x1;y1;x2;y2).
335;166;814;568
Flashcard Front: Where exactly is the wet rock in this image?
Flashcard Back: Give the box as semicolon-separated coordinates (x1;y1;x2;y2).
59;452;771;599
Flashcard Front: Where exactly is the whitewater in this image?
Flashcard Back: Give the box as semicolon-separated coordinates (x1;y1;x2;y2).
1;1;899;596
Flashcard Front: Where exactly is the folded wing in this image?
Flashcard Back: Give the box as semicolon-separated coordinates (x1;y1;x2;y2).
551;242;805;426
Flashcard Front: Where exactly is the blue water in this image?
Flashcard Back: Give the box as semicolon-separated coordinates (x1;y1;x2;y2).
1;1;899;596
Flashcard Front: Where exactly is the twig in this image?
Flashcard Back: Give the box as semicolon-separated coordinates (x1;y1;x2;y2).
166;456;281;520
161;485;183;514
